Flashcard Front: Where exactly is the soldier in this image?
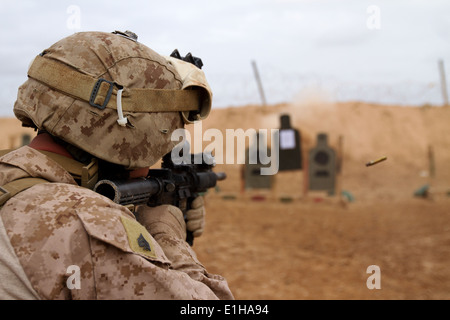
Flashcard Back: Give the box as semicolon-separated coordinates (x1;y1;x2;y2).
0;31;234;300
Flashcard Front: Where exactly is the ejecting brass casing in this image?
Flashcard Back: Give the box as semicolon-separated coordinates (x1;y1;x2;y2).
366;156;387;167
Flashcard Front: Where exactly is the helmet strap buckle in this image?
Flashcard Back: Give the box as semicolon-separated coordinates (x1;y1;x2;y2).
89;78;116;110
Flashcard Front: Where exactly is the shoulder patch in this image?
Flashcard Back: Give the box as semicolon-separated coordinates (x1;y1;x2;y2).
120;216;157;259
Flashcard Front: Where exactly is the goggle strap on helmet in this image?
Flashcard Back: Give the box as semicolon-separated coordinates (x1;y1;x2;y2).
28;55;204;117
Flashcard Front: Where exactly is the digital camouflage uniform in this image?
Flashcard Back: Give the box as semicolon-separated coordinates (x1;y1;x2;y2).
0;31;233;300
0;146;233;299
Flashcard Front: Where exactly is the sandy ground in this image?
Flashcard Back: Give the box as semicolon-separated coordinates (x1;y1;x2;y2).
196;195;450;300
190;101;450;300
1;100;450;300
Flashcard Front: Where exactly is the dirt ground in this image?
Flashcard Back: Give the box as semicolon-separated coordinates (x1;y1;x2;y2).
190;101;450;300
196;195;450;300
1;100;450;300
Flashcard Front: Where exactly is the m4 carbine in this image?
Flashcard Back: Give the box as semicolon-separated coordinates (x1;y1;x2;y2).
93;152;226;245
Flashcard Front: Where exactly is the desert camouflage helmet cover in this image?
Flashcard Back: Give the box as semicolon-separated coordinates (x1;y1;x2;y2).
14;31;212;169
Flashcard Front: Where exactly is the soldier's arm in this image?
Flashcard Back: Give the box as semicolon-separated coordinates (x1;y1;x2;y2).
135;204;234;300
1;182;233;300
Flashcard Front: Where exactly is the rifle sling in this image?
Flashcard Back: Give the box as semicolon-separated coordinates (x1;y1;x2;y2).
35;150;99;189
0;149;99;192
0;177;49;207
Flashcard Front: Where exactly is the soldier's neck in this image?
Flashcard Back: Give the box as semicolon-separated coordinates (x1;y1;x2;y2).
29;133;74;159
29;132;149;179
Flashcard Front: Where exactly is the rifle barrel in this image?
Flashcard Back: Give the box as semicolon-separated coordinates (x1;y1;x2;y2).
216;172;227;181
94;178;161;205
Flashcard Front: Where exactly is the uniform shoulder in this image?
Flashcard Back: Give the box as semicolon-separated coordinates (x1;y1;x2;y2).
1;182;169;267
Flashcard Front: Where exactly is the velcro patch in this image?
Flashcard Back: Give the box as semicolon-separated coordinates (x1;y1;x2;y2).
120;216;157;259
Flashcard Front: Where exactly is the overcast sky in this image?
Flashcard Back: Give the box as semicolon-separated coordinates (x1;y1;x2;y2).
0;0;449;116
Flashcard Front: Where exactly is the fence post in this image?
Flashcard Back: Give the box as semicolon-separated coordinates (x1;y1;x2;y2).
251;60;267;106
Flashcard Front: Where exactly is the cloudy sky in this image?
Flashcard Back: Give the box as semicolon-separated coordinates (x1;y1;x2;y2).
0;0;449;116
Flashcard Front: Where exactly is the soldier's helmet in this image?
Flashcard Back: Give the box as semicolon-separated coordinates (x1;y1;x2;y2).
14;31;211;169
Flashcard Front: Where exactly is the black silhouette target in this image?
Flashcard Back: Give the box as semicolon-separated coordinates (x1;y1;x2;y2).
277;114;302;171
308;133;336;195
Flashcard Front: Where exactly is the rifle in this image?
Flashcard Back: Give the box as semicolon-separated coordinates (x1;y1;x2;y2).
93;151;226;245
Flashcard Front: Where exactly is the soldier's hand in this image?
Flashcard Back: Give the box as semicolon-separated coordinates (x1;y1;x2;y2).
135;204;186;241
186;196;206;238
